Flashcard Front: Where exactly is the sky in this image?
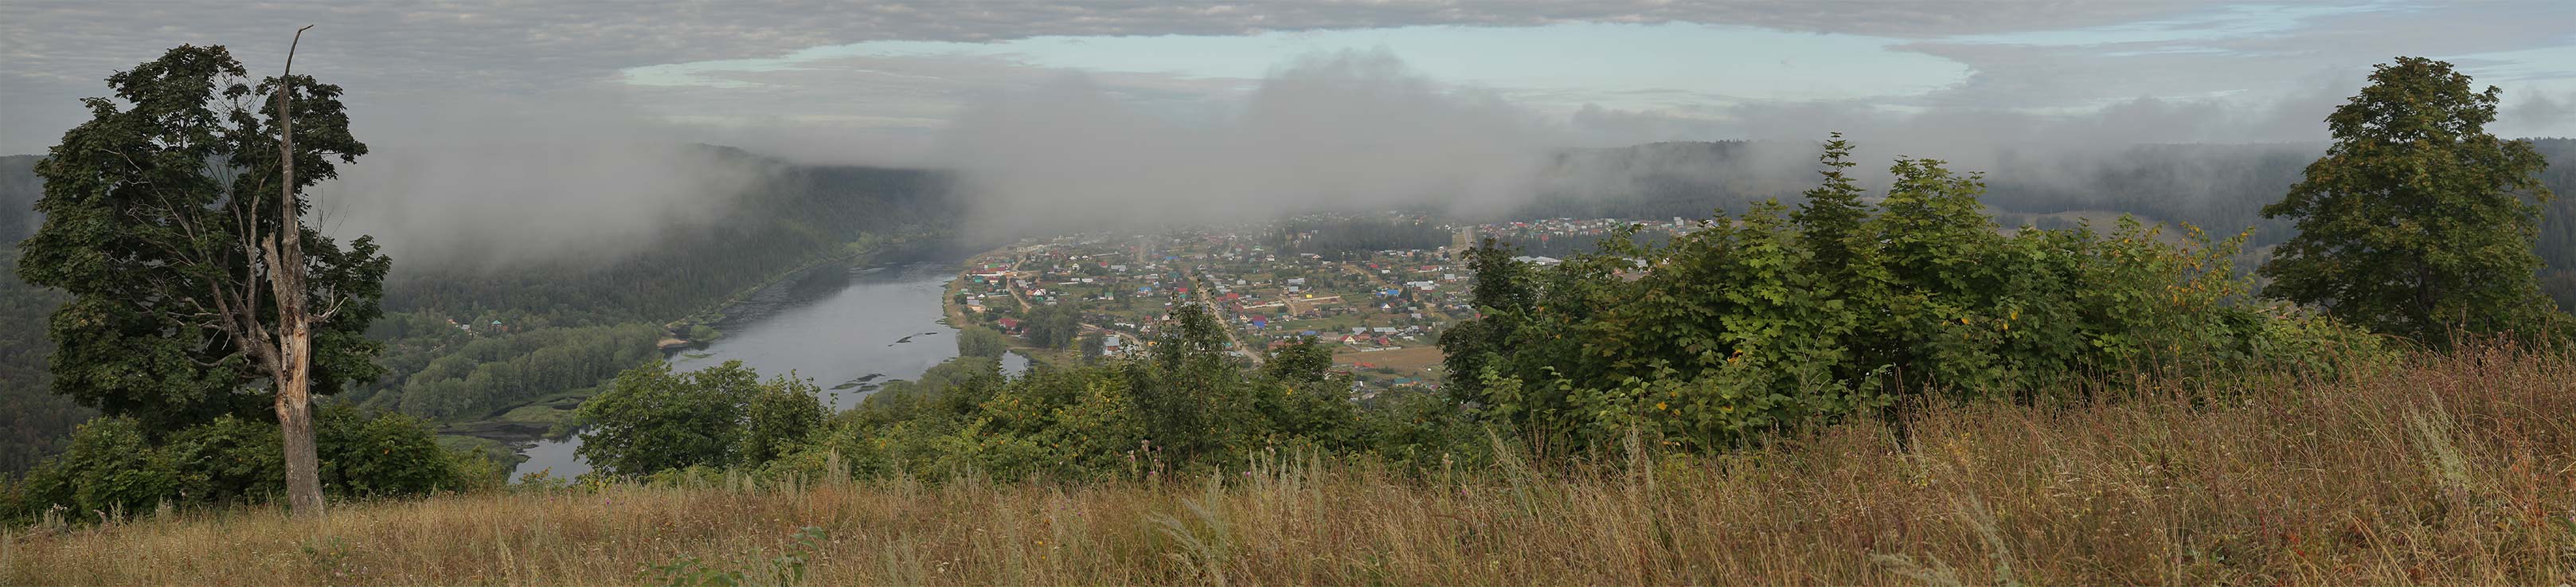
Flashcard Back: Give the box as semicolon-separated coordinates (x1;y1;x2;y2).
6;1;2576;160
7;1;2576;262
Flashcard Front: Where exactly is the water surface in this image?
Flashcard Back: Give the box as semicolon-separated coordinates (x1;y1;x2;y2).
510;260;1026;480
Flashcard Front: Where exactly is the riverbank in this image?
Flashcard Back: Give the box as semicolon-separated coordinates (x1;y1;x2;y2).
18;346;2574;585
503;254;1012;480
436;231;960;471
663;230;956;349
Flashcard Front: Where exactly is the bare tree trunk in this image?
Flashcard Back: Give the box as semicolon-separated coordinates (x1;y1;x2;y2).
275;335;320;516
273;24;324;519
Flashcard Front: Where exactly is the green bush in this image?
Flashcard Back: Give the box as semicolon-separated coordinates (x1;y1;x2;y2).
6;406;490;521
162;415;283;504
780;303;1474;482
573;362;758;476
575;360;835;477
18;417;175;517
316;405;459;498
1441;139;2383;454
739;377;826;468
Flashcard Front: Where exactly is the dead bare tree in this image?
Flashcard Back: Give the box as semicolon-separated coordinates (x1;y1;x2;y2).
268;23;326;517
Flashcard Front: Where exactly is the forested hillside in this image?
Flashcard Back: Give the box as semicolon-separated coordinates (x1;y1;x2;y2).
0;157;88;473
346;152;962;428
0;156;38;244
0;150;961;471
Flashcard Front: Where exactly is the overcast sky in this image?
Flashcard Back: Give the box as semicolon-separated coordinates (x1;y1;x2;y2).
6;1;2576;161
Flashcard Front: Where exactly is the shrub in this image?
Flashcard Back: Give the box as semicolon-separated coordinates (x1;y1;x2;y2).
19;417;176;517
6;406;487;521
162;415;284;504
1443;141;2384;455
739;376;826;468
316;405;460;498
573;362;758;476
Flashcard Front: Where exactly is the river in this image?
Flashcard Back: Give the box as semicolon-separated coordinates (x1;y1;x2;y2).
510;256;1027;480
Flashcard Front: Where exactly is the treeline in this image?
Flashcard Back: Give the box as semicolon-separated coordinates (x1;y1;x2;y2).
572;308;1469;481
1515;139;2576;306
1449;141;2374;454
343;323;663;421
1276;216;1451;256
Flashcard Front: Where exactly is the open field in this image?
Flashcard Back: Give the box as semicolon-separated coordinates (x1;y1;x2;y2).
1334;344;1444;378
7;346;2574;585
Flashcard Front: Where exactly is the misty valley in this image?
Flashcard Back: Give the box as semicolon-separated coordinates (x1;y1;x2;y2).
18;139;2576;485
9;7;2576;584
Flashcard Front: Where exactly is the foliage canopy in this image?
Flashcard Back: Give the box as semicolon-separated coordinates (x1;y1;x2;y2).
2260;57;2562;342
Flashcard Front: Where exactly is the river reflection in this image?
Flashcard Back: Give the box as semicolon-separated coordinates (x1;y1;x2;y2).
510;260;1027;481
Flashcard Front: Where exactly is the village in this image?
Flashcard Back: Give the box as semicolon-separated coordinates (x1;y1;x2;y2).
944;213;1698;392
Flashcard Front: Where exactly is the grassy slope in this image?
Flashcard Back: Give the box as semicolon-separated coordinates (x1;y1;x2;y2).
6;346;2573;585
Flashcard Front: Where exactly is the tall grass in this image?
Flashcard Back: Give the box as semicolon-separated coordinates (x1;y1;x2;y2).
7;345;2574;585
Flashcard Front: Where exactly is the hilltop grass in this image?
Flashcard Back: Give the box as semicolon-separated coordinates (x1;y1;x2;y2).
6;346;2574;585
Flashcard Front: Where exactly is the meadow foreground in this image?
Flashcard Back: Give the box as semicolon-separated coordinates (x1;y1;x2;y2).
6;346;2571;586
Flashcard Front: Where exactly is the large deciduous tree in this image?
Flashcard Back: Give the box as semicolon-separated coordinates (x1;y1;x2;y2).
2261;57;2561;342
18;39;388;517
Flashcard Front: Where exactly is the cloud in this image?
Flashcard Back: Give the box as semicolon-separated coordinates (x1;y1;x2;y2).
2504;90;2576;136
936;50;1561;237
0;0;2245;155
1887;2;2576;111
311;94;765;270
13;0;2576;260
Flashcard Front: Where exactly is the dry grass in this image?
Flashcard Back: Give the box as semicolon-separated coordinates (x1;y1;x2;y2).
8;346;2576;585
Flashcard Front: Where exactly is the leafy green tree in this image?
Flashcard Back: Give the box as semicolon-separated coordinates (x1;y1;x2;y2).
313;405;458;498
957;325;1011;359
1023;302;1085;349
574;362;759;476
1137;302;1234;460
2261;57;2562;342
1077;332;1105;362
1262;336;1336;383
1438;238;1535;405
17;42;387;517
739;376;826;468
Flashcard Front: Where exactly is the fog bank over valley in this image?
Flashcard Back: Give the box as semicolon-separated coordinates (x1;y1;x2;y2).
312;98;768;271
220;53;2576;271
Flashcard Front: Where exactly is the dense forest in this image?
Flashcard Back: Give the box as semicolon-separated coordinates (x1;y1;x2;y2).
0;157;87;473
0;156;38;244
